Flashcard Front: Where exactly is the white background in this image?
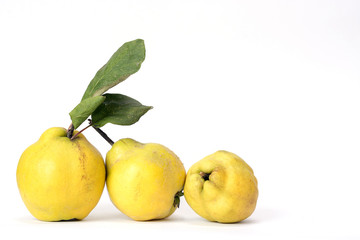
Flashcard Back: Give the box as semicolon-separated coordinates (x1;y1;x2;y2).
1;0;359;239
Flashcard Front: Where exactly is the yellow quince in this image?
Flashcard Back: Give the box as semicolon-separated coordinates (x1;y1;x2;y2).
106;138;186;221
16;127;106;221
184;150;258;223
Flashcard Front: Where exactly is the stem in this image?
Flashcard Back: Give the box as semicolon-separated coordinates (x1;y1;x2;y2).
66;123;74;139
92;126;114;146
71;123;93;140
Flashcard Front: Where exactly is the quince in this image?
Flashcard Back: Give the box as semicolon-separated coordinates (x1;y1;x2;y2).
184;150;258;223
106;138;186;221
16;127;106;221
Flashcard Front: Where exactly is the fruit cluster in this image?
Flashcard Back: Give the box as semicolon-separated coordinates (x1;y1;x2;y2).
16;40;258;223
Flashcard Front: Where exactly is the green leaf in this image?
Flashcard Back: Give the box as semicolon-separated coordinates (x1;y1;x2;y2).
91;93;152;127
81;39;145;101
173;191;184;208
69;96;106;129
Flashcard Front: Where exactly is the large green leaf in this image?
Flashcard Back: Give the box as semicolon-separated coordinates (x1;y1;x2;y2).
91;93;152;127
69;96;106;129
81;39;145;101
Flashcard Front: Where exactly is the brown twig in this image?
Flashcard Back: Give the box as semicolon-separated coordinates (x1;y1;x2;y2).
92;126;114;146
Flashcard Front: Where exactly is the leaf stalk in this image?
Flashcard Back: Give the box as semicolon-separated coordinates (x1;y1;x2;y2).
70;122;93;140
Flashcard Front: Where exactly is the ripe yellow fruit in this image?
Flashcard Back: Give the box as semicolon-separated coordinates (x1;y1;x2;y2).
184;150;258;223
16;127;106;221
106;138;186;221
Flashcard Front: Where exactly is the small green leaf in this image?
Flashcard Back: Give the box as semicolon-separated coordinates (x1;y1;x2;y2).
81;39;145;101
91;93;152;127
69;96;106;129
173;191;184;208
